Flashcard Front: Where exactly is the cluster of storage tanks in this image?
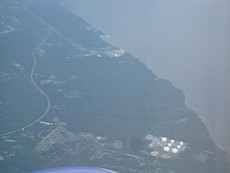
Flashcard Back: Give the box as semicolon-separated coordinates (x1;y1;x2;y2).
161;137;184;154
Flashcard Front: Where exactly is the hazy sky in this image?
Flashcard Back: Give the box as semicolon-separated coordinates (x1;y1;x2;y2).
62;0;230;150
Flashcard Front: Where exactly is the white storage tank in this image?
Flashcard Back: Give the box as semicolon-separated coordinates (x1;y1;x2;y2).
163;147;170;152
171;148;178;153
170;139;175;144
161;137;167;142
177;145;181;149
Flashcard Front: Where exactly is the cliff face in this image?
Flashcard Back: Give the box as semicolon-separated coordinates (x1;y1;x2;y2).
0;0;229;173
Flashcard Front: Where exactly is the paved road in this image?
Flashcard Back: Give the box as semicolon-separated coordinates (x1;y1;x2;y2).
0;31;52;136
1;3;83;136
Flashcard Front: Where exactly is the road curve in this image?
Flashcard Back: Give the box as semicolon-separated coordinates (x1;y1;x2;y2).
0;31;52;136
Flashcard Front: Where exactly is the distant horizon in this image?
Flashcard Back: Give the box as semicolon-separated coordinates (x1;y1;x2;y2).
62;0;230;151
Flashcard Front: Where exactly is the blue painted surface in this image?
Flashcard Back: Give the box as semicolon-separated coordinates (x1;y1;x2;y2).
31;167;117;173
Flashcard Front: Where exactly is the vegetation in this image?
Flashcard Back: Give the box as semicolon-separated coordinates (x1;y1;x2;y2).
0;0;229;172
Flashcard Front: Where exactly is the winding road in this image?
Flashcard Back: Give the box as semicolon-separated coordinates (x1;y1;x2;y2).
1;4;82;137
0;31;52;136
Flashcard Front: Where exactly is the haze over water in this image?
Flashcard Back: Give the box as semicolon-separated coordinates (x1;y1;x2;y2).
62;0;230;151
